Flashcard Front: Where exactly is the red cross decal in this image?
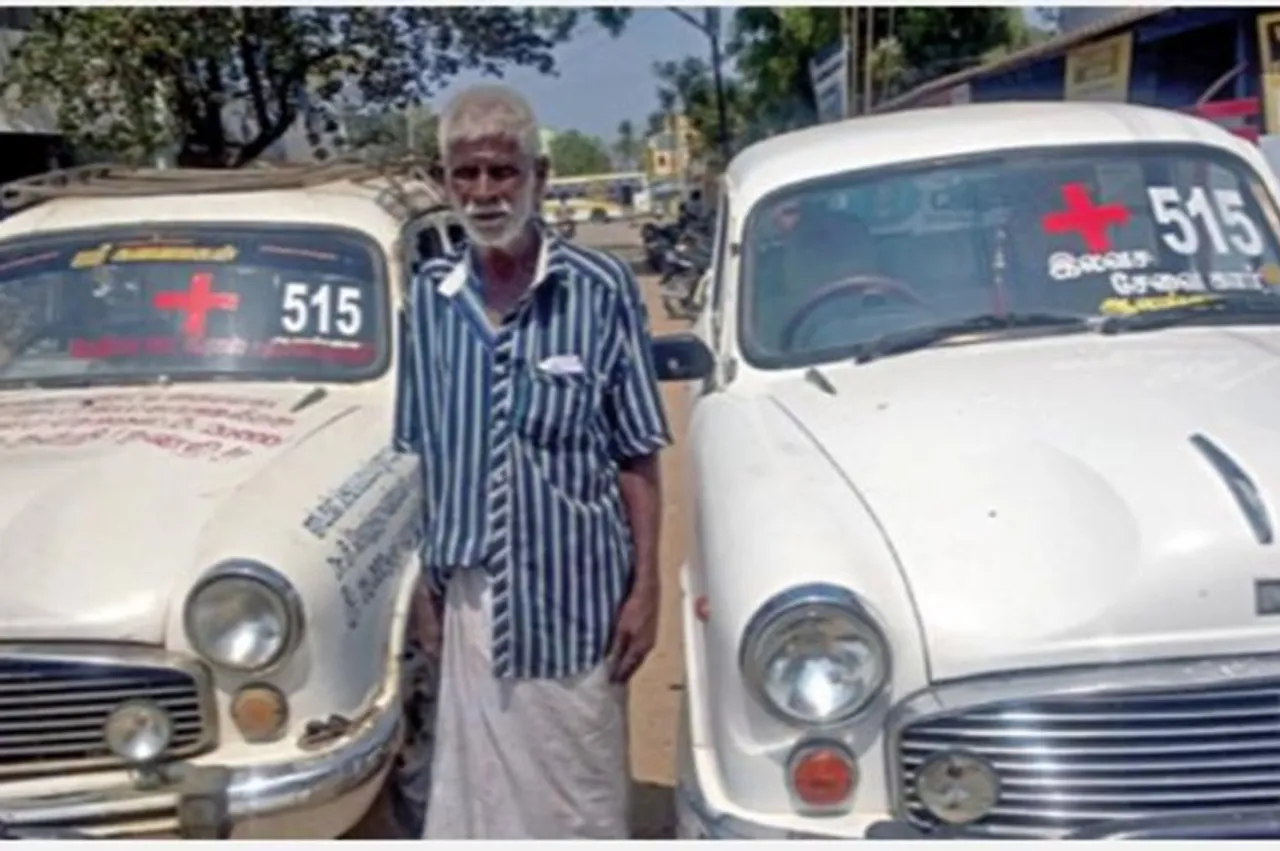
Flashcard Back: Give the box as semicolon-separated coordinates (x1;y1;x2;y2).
152;272;240;339
1041;183;1131;252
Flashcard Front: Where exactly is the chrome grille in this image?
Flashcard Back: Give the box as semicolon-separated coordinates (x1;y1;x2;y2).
897;676;1280;838
0;649;214;777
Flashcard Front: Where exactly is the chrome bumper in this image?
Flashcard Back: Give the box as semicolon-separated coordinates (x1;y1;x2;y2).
0;704;401;838
676;781;810;840
866;808;1280;840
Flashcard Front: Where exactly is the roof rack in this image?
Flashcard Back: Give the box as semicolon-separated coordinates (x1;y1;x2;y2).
0;155;448;220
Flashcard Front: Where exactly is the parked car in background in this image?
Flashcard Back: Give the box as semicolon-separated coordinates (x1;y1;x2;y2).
671;101;1280;840
0;161;465;838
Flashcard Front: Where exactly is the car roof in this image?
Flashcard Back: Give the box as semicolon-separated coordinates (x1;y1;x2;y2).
724;101;1258;212
0;161;452;249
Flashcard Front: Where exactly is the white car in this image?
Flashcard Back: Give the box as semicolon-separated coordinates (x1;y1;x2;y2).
664;101;1280;840
0;163;466;838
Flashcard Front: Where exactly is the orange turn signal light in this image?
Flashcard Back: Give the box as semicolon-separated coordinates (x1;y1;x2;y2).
789;742;857;809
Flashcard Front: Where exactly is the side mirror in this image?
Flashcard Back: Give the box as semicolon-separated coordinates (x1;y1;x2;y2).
651;332;714;382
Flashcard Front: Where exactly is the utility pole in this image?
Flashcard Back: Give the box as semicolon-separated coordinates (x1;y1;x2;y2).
843;8;858;118
706;8;730;167
666;7;732;166
863;6;875;113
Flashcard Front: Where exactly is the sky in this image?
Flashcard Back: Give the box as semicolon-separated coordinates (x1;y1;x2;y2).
430;7;1048;146
431;8;725;143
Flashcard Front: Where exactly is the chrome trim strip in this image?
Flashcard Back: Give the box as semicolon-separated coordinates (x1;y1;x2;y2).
0;643;218;778
883;652;1280;829
1190;432;1274;545
1066;805;1280;839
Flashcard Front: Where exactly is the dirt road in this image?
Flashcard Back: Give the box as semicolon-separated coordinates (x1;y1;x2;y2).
557;220;690;838
600;228;692;839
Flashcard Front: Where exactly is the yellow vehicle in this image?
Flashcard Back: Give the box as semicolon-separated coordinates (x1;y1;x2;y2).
542;172;651;223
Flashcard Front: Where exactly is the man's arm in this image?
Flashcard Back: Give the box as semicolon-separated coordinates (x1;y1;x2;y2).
393;272;445;655
603;262;673;683
619;453;662;595
393;274;427;457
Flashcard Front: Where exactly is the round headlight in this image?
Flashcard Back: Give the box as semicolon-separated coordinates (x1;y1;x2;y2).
184;562;303;672
916;751;1001;825
104;700;173;763
739;584;890;725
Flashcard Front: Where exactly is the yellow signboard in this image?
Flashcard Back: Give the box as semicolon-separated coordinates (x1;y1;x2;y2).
1064;32;1133;102
1257;11;1280;134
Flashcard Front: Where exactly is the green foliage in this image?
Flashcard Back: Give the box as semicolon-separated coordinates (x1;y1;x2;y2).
548;130;613;177
652;7;1031;165
341;107;440;160
7;7;632;167
651;57;748;168
891;8;1018;83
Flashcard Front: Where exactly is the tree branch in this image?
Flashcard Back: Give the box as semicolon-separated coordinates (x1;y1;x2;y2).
666;6;708;37
237;9;271;130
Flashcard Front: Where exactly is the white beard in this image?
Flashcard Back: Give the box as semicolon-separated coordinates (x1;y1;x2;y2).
459;181;537;251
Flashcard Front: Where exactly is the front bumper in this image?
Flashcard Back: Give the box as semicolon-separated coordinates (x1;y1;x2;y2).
0;703;400;838
863;809;1280;841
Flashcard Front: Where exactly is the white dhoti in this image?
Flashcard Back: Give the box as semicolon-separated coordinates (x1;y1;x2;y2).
422;569;631;839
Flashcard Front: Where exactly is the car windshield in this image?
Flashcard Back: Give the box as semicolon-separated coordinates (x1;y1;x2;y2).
0;224;388;387
741;144;1280;368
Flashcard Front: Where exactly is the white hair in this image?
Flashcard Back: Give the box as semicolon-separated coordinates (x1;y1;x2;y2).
437;84;542;165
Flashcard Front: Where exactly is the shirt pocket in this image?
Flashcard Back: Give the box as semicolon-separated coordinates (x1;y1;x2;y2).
512;357;602;447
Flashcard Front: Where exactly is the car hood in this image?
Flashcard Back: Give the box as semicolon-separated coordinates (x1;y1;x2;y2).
766;327;1280;680
0;385;369;644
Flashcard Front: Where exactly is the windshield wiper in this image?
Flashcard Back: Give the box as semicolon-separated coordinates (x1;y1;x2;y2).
853;312;1092;364
1099;291;1280;334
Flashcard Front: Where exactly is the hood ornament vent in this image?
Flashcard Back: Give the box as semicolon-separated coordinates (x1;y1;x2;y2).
1189;433;1274;545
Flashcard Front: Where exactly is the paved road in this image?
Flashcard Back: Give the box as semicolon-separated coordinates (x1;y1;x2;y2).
347;221;690;839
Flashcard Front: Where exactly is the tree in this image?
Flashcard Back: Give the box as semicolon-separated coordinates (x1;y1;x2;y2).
728;7;842;133
6;7;631;167
651;57;753;168
891;8;1019;84
548;130;612;176
614;119;639;170
341;107;440;160
726;7;1024;133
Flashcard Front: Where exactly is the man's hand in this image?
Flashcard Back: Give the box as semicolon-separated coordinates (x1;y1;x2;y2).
410;580;445;660
607;579;661;683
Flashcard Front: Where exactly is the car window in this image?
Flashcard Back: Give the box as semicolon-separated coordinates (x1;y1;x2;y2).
740;144;1280;367
0;224;389;387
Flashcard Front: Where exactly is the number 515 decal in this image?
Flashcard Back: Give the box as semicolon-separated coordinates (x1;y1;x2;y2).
1147;186;1266;257
280;281;364;337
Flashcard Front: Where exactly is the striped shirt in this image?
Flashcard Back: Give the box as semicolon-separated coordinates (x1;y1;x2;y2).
394;229;672;680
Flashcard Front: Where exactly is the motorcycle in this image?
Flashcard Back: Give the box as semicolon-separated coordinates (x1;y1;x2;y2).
659;234;712;321
641;221;683;274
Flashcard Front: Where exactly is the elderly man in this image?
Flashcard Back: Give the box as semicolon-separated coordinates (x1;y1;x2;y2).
394;84;671;839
